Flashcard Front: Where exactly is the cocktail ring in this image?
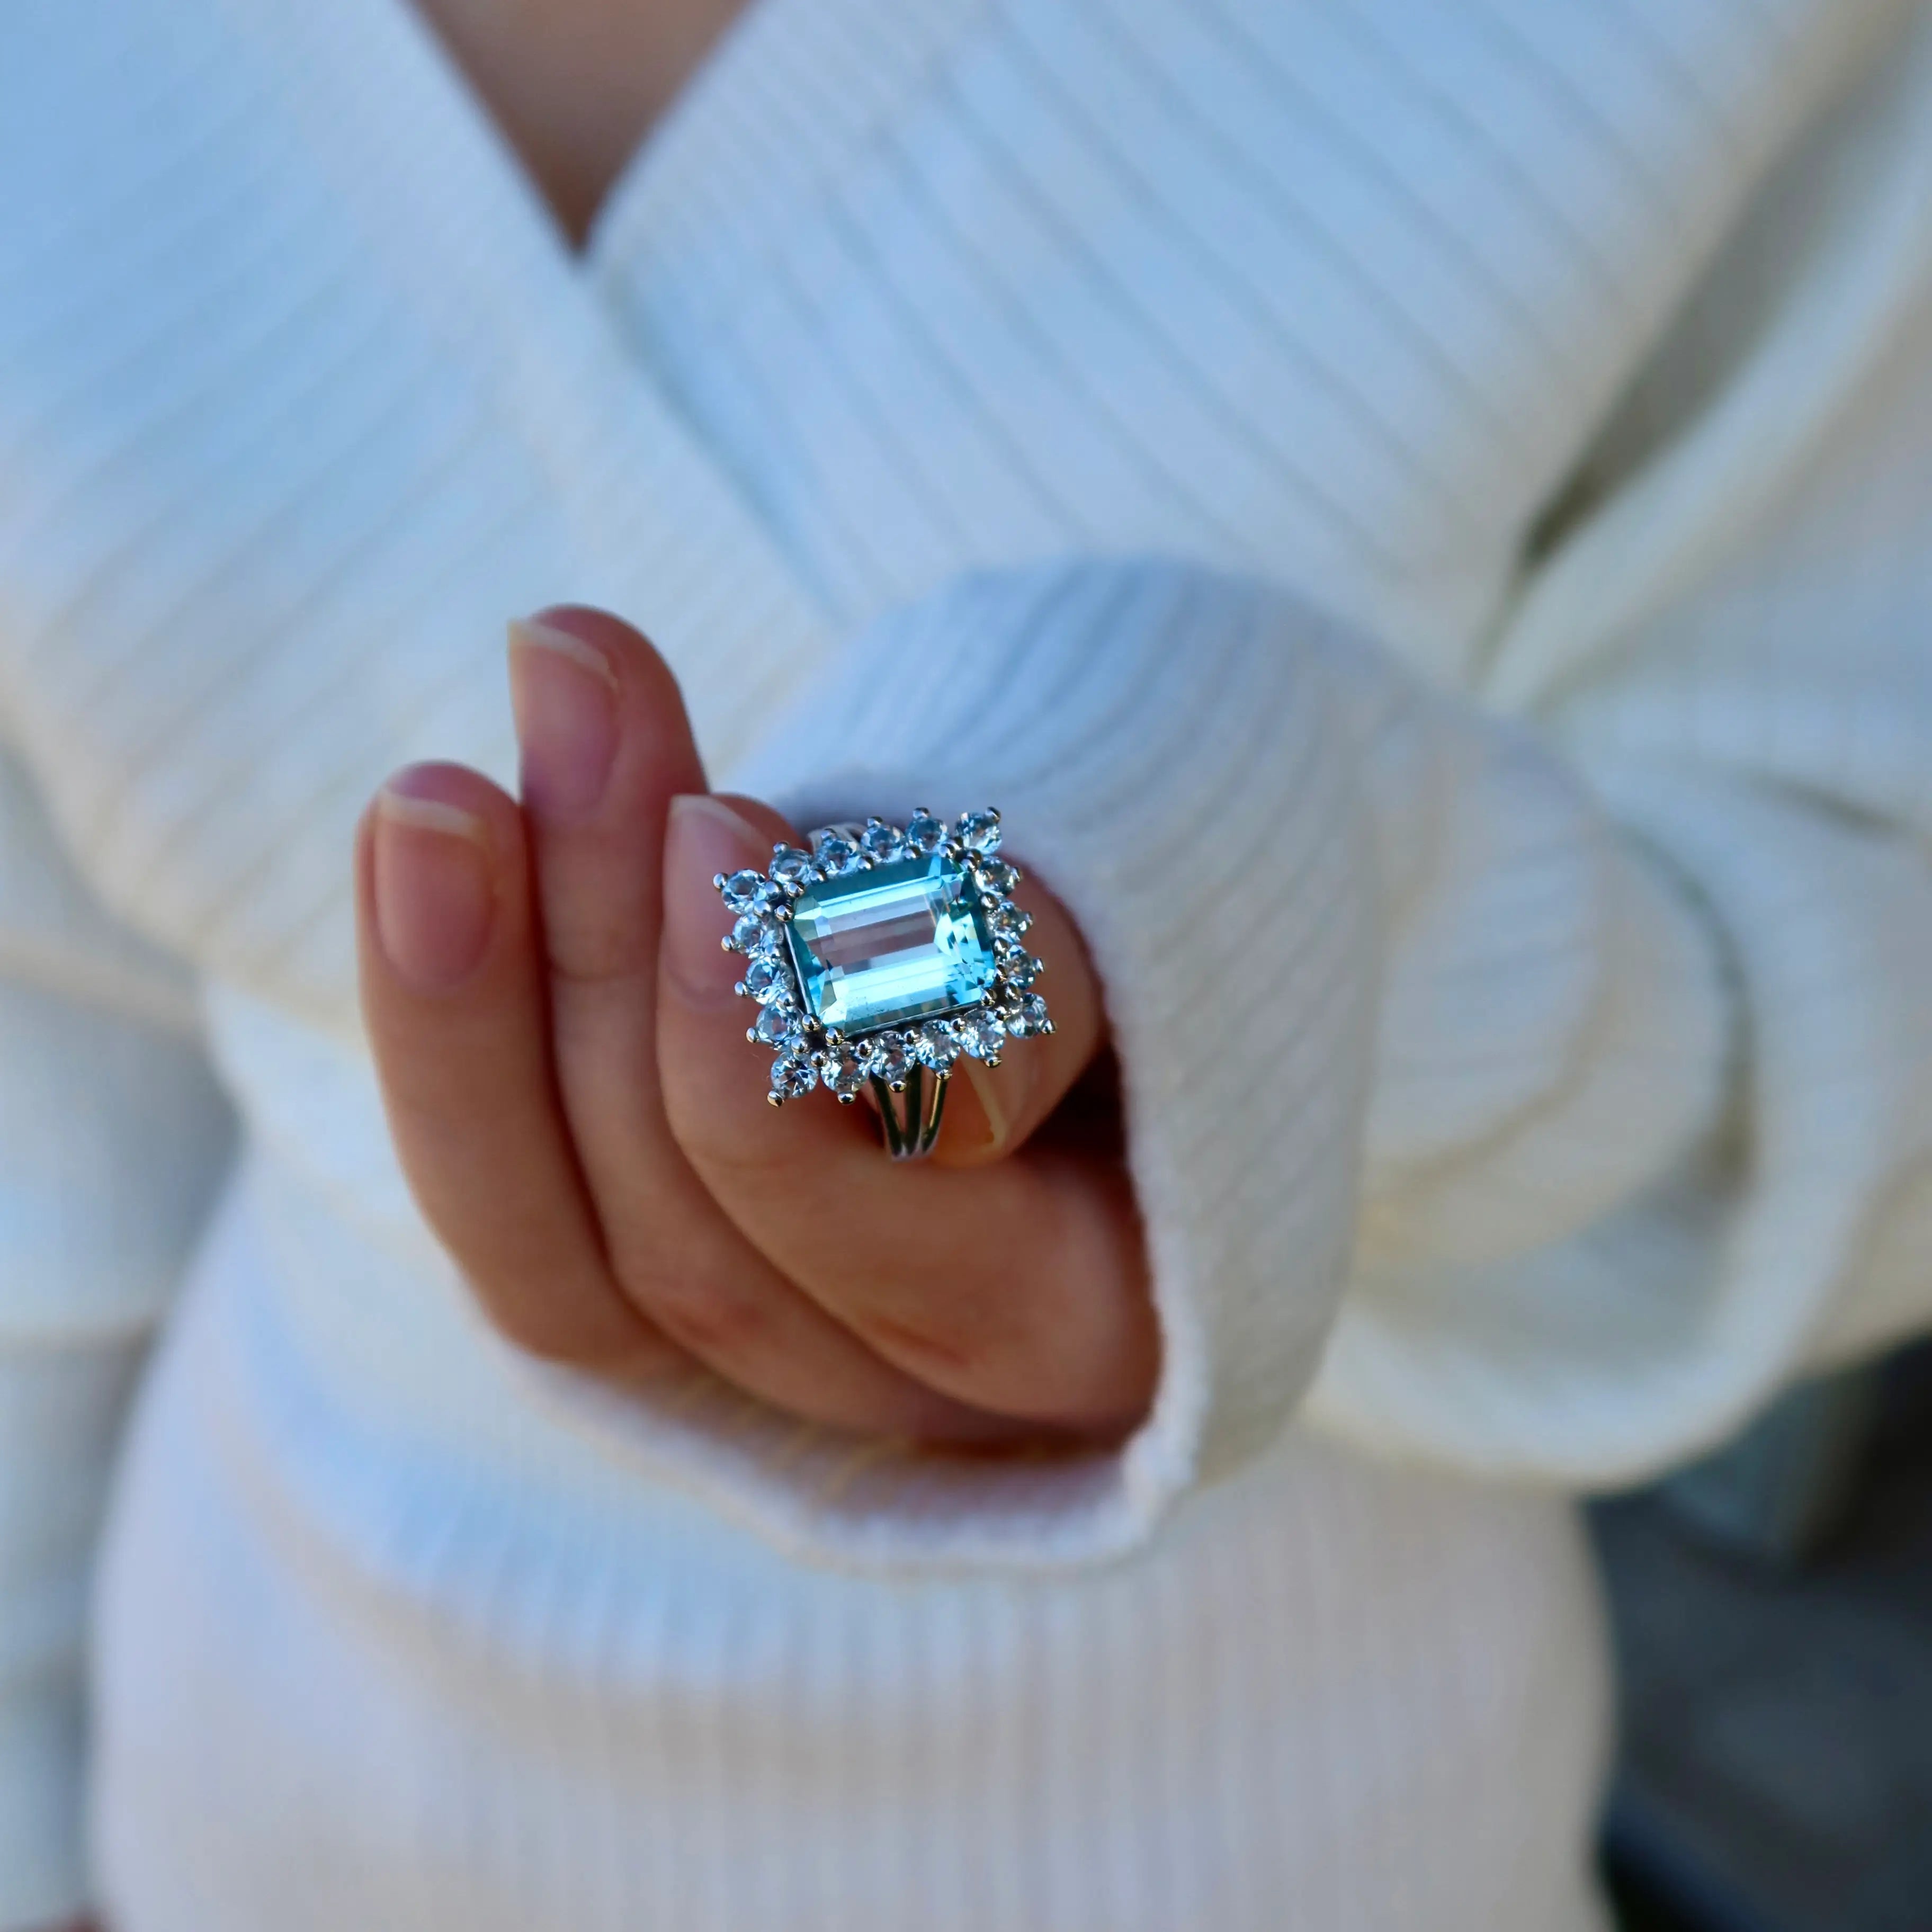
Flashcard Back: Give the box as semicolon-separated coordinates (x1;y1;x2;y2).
715;808;1053;1159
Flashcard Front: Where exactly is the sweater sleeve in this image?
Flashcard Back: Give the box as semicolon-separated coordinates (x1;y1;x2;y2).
1312;12;1932;1481
0;748;234;1930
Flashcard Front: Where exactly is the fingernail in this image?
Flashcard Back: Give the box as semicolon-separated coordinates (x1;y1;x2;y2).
372;778;496;990
508;615;620;820
960;1057;1017;1156
663;793;770;1005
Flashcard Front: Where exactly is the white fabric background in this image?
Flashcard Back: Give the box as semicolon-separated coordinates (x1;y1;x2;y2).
1;0;1930;1924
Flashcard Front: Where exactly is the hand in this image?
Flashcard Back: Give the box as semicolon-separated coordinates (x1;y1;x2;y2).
355;609;1157;1446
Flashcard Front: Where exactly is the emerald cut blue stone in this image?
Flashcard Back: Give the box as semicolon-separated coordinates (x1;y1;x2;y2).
785;851;996;1036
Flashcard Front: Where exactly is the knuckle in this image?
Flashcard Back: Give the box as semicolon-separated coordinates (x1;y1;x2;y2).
841;1270;1127;1427
661;1097;784;1186
544;911;647;993
625;1272;771;1364
677;1129;777;1189
842;1296;991;1383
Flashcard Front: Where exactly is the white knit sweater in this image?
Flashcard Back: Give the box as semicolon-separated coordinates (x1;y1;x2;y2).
5;0;1932;1925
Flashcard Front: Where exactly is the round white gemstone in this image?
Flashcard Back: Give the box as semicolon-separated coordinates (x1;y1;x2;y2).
973;857;1018;895
770;1053;817;1101
956;808;1001;854
956;1009;1005;1060
721;870;780;915
754;1003;806;1048
905;810;946;855
820;1045;868;1097
770;845;817;891
863;1030;911;1086
913;1022;960;1070
1007;992;1051;1037
1000;953;1043;991
989;901;1032;940
743;956;794;1005
811;827;861;875
861;818;905;864
730;912;781;955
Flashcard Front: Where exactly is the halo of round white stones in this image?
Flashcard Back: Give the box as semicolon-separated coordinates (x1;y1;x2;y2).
714;807;1055;1158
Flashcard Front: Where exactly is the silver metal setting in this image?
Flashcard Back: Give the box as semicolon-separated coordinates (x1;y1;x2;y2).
871;1064;950;1161
714;807;1055;1161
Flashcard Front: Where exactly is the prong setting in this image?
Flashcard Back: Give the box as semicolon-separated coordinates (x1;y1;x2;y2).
712;808;1051;1150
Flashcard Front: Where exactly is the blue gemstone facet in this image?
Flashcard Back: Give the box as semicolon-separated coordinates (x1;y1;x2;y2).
785;852;996;1036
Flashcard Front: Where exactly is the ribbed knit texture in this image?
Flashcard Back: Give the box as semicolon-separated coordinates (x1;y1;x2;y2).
3;0;1932;1924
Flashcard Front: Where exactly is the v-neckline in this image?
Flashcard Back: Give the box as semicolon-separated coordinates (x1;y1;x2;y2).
232;0;983;545
400;0;765;255
580;0;989;281
202;0;861;756
317;0;984;288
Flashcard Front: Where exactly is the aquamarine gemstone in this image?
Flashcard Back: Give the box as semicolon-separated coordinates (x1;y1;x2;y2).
785;852;995;1036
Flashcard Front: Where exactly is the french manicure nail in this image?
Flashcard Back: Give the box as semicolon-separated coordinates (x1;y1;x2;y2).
508;615;620;820
663;793;771;1005
372;781;496;990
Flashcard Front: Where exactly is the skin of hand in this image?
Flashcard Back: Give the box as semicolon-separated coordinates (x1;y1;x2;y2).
354;607;1159;1447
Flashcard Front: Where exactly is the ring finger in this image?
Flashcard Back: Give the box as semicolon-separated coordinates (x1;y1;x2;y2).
656;792;1158;1436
